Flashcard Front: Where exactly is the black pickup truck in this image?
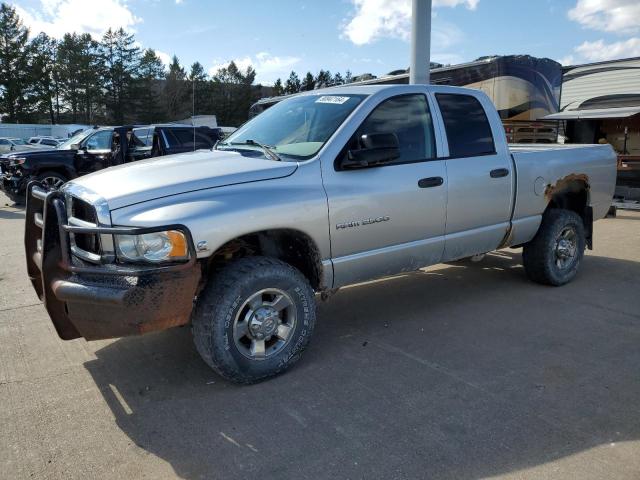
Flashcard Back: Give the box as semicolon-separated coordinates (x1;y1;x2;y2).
0;124;223;202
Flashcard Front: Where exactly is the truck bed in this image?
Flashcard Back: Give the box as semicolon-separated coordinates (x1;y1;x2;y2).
509;142;617;225
508;143;608;153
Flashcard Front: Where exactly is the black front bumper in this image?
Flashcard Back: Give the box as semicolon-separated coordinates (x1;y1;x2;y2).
1;172;26;200
25;182;202;340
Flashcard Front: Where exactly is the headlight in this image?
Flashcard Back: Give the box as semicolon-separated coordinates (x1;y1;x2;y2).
8;157;26;166
115;230;189;263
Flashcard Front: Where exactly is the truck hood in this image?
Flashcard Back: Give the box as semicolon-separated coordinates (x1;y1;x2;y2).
68;149;298;210
2;147;74;162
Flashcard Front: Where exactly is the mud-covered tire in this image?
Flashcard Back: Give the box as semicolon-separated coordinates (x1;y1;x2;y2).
192;256;316;384
522;209;586;286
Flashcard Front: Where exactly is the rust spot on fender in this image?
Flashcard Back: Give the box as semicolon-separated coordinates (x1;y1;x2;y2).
544;173;590;202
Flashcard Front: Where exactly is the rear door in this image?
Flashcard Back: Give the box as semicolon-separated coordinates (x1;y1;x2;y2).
128;128;153;162
433;91;514;261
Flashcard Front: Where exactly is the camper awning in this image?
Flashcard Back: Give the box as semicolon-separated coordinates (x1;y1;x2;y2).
543;106;640;120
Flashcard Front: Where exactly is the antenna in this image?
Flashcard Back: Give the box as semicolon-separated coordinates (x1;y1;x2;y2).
192;76;196;150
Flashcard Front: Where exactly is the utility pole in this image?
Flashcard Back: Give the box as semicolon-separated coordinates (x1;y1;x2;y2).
409;0;432;84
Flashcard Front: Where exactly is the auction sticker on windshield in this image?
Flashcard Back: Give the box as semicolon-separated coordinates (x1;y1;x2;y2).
315;96;350;105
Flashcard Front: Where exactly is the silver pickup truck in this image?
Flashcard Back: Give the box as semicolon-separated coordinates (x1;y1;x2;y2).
24;85;616;383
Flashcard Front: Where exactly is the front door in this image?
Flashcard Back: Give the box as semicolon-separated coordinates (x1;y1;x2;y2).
322;93;447;287
76;129;114;175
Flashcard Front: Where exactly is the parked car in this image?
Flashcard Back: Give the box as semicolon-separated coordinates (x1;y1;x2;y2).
24;85;616;384
28;136;63;148
0;137;42;154
0;124;223;202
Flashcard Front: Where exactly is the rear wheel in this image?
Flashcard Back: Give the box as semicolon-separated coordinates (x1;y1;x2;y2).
36;171;67;190
192;256;316;384
522;209;586;286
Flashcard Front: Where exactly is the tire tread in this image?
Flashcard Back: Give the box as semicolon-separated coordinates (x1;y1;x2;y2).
192;256;315;384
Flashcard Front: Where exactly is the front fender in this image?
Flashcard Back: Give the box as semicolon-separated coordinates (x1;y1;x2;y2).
110;161;332;262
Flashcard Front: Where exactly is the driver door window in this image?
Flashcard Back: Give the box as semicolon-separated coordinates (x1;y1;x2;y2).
84;131;112;151
345;94;436;166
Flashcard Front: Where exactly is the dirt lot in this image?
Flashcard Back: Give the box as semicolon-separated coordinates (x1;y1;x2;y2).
1;191;639;480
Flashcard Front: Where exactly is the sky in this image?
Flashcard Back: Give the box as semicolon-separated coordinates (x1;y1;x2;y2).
9;0;640;85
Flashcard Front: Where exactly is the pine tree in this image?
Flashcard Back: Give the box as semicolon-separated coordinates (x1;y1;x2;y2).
301;72;315;91
284;71;300;94
27;33;57;123
188;61;208;116
57;33;100;123
315;70;332;88
100;28;141;124
0;3;31;122
164;55;188;120
188;61;207;82
272;78;284;96
135;49;166;123
211;61;257;126
344;70;353;84
333;72;344;85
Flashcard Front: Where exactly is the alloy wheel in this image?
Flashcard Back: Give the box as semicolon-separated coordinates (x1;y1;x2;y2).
232;288;297;360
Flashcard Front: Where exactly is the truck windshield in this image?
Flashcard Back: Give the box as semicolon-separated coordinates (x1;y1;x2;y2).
219;94;367;160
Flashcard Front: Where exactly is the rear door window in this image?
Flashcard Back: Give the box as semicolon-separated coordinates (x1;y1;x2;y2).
436;93;495;158
171;129;197;147
131;128;152;147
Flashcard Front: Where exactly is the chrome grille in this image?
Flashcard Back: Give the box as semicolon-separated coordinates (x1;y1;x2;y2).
68;195;102;263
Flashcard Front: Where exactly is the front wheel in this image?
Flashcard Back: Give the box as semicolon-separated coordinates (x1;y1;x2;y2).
522;209;586;286
36;171;67;190
192;256;316;384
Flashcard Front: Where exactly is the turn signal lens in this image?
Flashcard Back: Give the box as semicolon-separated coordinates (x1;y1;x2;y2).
167;230;188;258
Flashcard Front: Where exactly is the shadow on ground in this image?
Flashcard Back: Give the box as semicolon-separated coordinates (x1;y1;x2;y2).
84;251;640;479
0;206;25;220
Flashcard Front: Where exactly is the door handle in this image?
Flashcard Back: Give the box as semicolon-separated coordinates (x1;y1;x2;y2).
490;168;509;178
418;176;444;188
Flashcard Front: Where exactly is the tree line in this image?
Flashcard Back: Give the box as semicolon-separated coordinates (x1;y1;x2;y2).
272;70;355;96
0;3;261;127
0;3;360;128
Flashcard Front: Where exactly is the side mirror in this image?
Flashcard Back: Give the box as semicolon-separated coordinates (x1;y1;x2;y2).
70;143;80;150
342;133;400;169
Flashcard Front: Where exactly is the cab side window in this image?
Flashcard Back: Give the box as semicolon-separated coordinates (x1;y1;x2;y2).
354;94;436;165
85;130;113;151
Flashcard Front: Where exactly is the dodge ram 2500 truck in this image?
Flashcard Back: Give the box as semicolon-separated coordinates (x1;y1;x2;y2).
24;85;616;384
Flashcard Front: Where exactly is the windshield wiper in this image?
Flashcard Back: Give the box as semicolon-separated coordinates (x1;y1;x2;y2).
220;139;281;161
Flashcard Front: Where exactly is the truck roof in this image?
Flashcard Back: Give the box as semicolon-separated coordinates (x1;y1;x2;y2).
293;83;479;98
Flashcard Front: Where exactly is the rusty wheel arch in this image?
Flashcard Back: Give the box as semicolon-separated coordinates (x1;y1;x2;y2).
544;174;593;249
